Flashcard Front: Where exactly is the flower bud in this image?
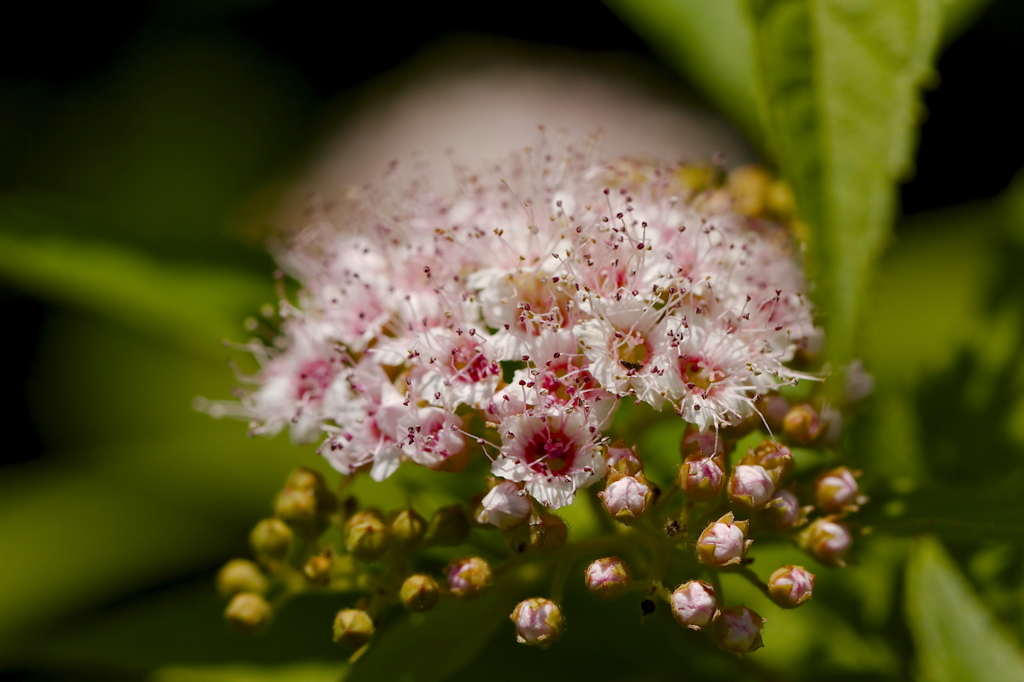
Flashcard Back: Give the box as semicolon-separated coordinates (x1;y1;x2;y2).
678;452;725;500
303;551;333;586
798;517;853;567
390;508;427;547
605;444;643;477
728;464;775;509
727;165;772;217
249;518;293;562
445;557;492;600
815;466;864;513
529;513;568;552
749;440;793;482
400;574;441;613
762;488;808;529
476;481;531;529
680;425;727;458
697;513;752;567
782;403;823;444
768;565;815;608
274;486;318;532
217;559;269;598
224;593;272;636
599;474;652;518
333;608;374;650
671;580;718;630
344;510;390;561
426;505;471;546
584;557;630;600
714;606;764;654
510;598;564;648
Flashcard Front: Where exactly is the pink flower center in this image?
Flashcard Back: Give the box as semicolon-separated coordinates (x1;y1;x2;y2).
679;355;724;391
296;359;334;401
523;430;578;474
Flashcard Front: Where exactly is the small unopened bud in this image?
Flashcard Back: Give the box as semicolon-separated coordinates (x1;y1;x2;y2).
400;574;441;613
390;508;427;547
224;593;272;636
728;165;772;217
697;513;752;567
815;466;864;513
303;551;333;586
671;580;719;630
274;486;318;531
332;608;374;650
529;513;568;552
599;474;652;518
762;489;809;529
768;565;815;608
605;444;643;476
680;424;727;458
782;403;823;444
476;481;531;529
584;557;630;600
799;517;853;567
749;440;793;482
728;465;775;509
217;559;268;598
445;557;492;600
427;505;471;546
678;452;725;500
344;510;390;561
249;518;293;562
714;606;764;654
510;598;564;648
285;467;328;496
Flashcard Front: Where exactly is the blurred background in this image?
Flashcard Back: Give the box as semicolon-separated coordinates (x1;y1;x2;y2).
2;0;1024;680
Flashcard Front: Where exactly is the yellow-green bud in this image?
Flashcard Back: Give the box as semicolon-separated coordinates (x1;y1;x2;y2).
782;403;823;445
390;508;427;547
344;510;390;561
445;557;492;600
528;513;567;553
274;486;318;531
332;608;374;650
400;574;441;612
250;518;293;562
303;551;333;586
427;505;470;546
217;559;269;598
224;593;272;636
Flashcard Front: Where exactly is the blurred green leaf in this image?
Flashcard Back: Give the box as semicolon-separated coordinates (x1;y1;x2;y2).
601;0;764;144
745;0;942;367
347;586;514;682
152;662;346;682
905;537;1024;682
0;216;271;358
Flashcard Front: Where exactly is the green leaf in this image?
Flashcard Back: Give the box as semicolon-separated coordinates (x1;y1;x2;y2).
152;662;347;682
347;586;514;682
905;537;1024;682
0;214;270;358
745;0;943;367
601;0;765;144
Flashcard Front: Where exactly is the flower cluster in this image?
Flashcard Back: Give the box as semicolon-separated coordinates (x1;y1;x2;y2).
211;138;869;657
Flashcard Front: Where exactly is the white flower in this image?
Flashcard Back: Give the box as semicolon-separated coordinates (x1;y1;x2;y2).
476;481;532;529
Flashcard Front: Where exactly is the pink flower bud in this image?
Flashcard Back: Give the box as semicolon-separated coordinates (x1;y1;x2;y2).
728;464;775;509
762;488;808;529
768;565;815;608
599;474;652;518
815;466;863;512
605;444;643;476
510;598;564;648
714;605;764;654
697;512;752;567
584;557;631;601
445;557;492;599
671;580;719;630
749;440;793;482
678;452;725;500
799;517;853;567
475;481;531;529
